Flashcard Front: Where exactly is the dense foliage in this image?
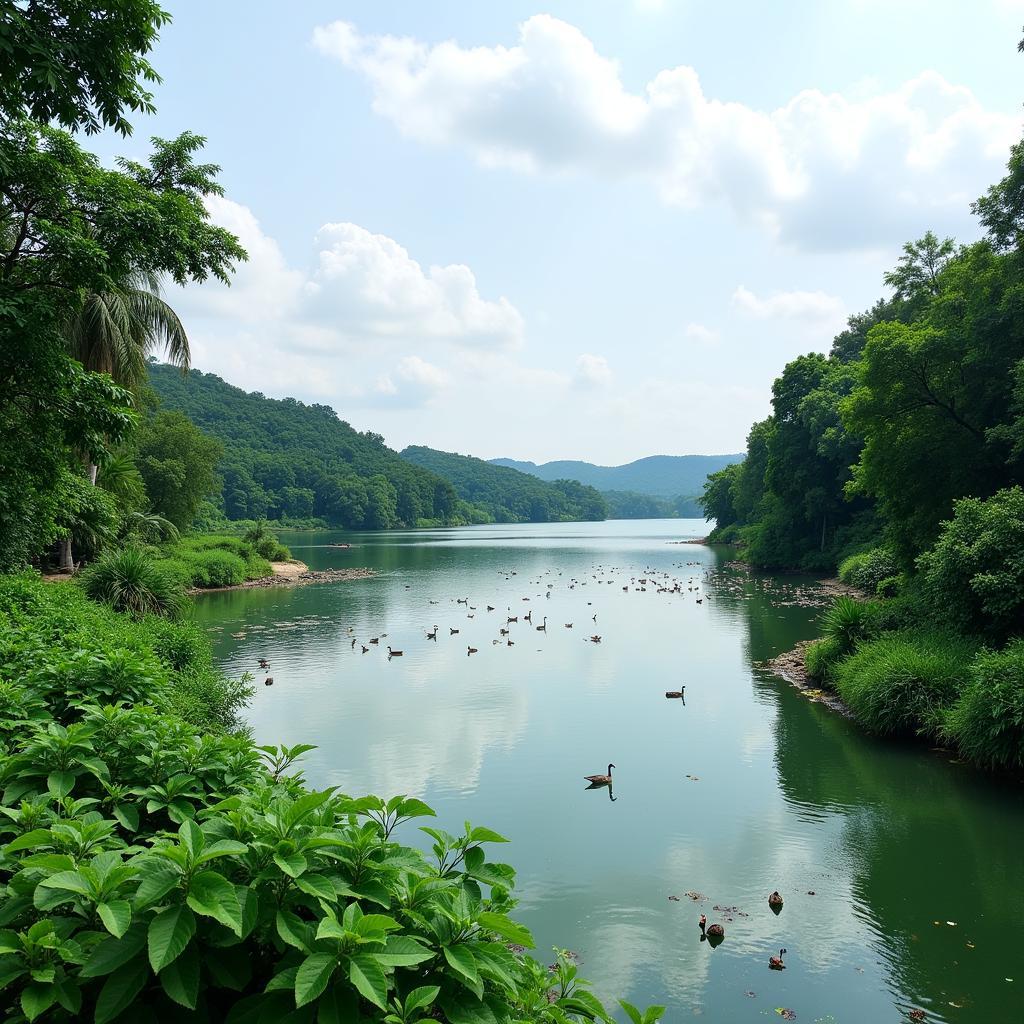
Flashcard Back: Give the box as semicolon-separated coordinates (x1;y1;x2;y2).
145;365;463;530
400;448;607;524
0;575;654;1024
155;535;277;590
600;491;701;520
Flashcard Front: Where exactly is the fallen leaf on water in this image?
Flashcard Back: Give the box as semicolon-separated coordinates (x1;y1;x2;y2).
668;895;680;901
774;1009;797;1021
745;991;756;998
966;942;974;949
946;921;957;927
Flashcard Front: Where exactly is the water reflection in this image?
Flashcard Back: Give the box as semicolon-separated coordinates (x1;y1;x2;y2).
195;520;1024;1024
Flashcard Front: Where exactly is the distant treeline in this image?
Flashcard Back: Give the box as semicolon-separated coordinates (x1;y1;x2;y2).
601;490;702;519
400;446;607;523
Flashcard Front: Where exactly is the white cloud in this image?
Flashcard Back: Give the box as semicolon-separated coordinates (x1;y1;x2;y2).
684;322;718;345
184;198;523;355
573;353;613;390
313;15;1020;249
731;284;846;327
369;355;451;409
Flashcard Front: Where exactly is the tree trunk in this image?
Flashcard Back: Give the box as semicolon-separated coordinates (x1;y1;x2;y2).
58;536;74;573
820;512;827;552
88;462;98;485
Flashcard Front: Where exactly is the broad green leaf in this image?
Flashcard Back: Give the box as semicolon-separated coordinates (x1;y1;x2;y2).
148;904;196;973
355;914;400;936
348;953;389;1010
396;798;435;819
186;871;241;934
159;941;199;1009
443;944;482;996
467;827;508;844
3;830;53;854
274;850;308;878
265;966;299;992
37;870;90;897
94;956;149;1024
46;772;74;800
20;982;57;1022
97;900;132;939
477;912;534;949
52;977;82;1015
195;839;248;865
134;862;182;908
405;985;441;1014
294;873;335;901
316;983;360;1024
619;1000;644;1024
112;804;139;832
314;917;347;943
375;936;433;967
276;910;314;953
206;945;252;991
79;922;147;978
295;953;336;1008
178;819;205;858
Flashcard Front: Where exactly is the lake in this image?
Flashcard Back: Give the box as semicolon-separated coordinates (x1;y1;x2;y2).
192;519;1024;1023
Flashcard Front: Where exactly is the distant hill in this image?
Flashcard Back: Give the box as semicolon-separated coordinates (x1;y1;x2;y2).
400;446;606;523
489;454;743;498
146;363;462;529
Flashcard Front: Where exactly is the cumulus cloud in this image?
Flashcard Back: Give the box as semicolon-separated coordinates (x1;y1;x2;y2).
731;285;846;330
684;322;719;345
183;198;524;355
313;15;1020;249
573;353;613;390
368;355;451;409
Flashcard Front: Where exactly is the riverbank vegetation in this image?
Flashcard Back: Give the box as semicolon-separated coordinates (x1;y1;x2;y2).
0;5;660;1020
702;120;1024;773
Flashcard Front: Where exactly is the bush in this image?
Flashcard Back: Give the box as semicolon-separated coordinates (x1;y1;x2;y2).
917;486;1024;639
159;535;275;587
0;575;651;1024
834;632;977;738
838;546;899;593
79;547;186;619
945;641;1024;771
804;635;844;683
875;574;903;599
820;595;874;654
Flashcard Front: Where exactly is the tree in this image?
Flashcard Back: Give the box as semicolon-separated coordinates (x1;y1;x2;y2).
973;136;1024;251
882;230;956;304
0;0;169;135
699;464;740;528
135;410;222;530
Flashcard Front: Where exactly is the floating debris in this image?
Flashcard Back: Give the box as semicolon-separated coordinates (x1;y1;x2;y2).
775;1010;797;1021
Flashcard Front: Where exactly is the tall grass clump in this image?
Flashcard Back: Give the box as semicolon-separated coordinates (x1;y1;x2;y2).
821;596;874;652
945;640;1024;771
80;546;186;619
804;635;844;683
835;632;977;738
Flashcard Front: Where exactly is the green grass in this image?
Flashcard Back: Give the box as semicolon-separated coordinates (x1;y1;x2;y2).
79;546;186;619
804;635;844;683
945;640;1024;771
834;631;977;738
156;534;276;588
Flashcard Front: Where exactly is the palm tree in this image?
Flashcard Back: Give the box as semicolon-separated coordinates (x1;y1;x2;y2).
67;269;190;393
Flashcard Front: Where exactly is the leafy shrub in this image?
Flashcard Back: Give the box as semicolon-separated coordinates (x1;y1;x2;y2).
159;535;274;588
0;576;653;1024
945;641;1024;771
837;547;899;593
875;575;903;599
834;632;976;738
917;486;1024;639
80;548;186;619
804;635;844;683
243;520;292;562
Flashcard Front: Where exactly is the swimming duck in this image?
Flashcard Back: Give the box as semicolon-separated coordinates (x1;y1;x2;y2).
450;627;459;635
467;646;478;655
769;949;786;970
665;690;684;699
387;647;403;657
263;677;274;687
584;763;615;786
768;891;784;909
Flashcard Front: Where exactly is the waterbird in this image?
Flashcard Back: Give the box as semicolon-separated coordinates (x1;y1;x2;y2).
524;610;532;623
351;638;357;648
361;645;369;654
487;605;495;611
258;658;268;669
426;626;438;640
589;635;602;643
769;949;787;970
507;616;518;624
584;763;614;786
263;677;273;687
368;637;379;644
768;891;784;909
536;617;547;631
450;627;460;635
467;646;478;655
500;627;509;636
665;690;684;699
507;639;514;646
565;623;573;629
387;647;403;658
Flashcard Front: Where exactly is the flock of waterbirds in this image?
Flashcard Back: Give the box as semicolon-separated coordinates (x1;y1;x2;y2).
250;556;798;977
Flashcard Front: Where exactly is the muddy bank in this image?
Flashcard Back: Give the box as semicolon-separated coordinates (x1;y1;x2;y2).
189;560;374;594
757;640;853;717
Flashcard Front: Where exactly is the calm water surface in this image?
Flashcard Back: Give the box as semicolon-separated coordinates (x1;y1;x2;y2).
192;520;1024;1023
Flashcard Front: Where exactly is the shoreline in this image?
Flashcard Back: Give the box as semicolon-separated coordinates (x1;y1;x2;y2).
756;639;854;718
188;560;374;595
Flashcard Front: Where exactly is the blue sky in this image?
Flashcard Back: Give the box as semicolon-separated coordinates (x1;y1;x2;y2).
99;1;1024;463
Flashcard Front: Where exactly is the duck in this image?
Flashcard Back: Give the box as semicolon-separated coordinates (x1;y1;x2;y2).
665;690;684;699
487;605;495;611
507;639;514;646
387;647;403;658
706;923;725;939
258;658;269;669
536;616;547;631
769;949;786;970
467;646;478;655
524;610;533;623
507;616;518;624
500;627;509;636
361;645;369;654
450;627;460;635
589;635;602;643
351;638;357;648
565;623;573;629
368;637;380;645
426;626;438;640
584;763;615;786
263;677;274;687
768;891;784;909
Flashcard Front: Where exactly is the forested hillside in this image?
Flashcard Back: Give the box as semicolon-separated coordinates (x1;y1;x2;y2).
147;364;462;529
491;453;741;497
400;446;607;523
